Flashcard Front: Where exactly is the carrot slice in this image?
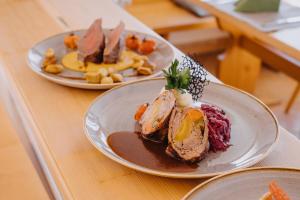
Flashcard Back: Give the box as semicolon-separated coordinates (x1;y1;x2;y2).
269;181;290;200
134;103;148;121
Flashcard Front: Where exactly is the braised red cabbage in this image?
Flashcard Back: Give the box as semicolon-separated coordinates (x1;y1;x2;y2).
201;104;231;152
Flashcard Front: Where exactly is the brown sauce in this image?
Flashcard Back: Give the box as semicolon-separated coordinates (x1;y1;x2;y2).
107;131;198;172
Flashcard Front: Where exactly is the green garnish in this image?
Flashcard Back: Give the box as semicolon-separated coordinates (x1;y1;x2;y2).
162;59;190;92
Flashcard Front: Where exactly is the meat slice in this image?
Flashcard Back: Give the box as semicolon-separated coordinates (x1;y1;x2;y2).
78;18;105;64
139;90;176;142
166;107;209;162
103;21;125;64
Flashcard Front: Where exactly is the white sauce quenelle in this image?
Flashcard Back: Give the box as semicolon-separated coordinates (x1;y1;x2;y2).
160;88;193;107
173;89;193;107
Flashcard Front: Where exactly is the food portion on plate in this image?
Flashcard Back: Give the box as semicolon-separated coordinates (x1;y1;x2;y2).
41;18;158;84
135;60;231;163
107;59;231;170
84;57;278;176
181;168;297;199
260;181;290;200
165;106;209;162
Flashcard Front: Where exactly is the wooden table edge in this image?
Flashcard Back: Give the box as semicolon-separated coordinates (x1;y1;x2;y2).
0;59;73;200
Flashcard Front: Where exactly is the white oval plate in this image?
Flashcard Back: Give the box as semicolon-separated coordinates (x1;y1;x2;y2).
84;78;279;178
27;30;174;89
183;167;300;199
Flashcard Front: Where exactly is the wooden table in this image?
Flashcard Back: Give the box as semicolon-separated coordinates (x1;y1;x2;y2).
126;0;217;38
0;0;300;199
0;81;50;199
192;0;300;93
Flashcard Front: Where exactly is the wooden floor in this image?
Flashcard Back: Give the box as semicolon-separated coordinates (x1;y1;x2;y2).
192;52;300;138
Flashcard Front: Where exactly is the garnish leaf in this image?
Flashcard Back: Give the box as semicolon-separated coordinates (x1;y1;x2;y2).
163;59;190;92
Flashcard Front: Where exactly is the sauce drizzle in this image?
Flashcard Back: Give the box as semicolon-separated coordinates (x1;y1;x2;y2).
107;131;198;172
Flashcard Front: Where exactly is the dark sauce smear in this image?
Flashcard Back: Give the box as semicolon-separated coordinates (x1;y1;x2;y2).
107;132;198;172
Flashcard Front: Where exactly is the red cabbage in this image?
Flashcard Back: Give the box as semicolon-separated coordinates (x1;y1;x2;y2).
201;104;231;152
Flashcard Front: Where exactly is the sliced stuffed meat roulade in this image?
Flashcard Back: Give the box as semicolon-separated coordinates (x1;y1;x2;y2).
137;90;176;142
166;107;209;162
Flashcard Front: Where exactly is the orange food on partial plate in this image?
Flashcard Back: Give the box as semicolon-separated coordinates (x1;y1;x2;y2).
260;181;290;200
41;18;157;85
269;181;290;200
134;103;149;121
125;35;141;51
139;38;156;55
64;33;80;50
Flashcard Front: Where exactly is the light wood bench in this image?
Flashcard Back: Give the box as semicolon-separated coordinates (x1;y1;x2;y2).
169;28;230;54
0;100;50;199
126;0;217;38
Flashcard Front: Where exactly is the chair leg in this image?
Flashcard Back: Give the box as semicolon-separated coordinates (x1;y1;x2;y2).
285;83;300;114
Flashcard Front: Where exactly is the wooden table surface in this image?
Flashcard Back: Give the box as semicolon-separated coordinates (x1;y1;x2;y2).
0;0;300;199
0;79;50;199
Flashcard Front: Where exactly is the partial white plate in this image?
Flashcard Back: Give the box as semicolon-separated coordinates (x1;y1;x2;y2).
84;78;279;178
27;30;174;89
183;167;300;199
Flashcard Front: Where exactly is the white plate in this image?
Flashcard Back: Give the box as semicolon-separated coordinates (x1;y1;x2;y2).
183;167;300;199
84;78;279;178
27;30;174;89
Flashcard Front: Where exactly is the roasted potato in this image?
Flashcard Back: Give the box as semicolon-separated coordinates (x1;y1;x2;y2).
137;66;152;75
107;67;115;75
45;48;55;59
111;73;123;82
42;57;56;68
85;71;101;83
101;77;113;84
131;59;144;69
42;48;57;67
43;64;63;74
98;68;108;78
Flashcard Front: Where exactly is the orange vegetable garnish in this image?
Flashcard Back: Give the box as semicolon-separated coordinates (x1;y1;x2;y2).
187;109;203;121
269;181;290;200
125;35;140;51
64;33;80;50
134;103;148;121
139;39;156;55
264;193;273;200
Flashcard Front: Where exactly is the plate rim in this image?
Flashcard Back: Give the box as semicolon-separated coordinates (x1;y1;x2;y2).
182;167;300;199
83;77;280;178
26;29;175;89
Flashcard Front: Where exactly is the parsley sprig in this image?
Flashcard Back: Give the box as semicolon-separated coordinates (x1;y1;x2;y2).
162;59;190;92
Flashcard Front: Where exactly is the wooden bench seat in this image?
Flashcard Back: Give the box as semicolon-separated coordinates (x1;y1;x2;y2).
0;100;50;199
126;0;217;37
169;28;230;54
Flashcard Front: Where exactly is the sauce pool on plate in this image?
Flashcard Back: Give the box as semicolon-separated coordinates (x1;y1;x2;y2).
107;131;198;172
